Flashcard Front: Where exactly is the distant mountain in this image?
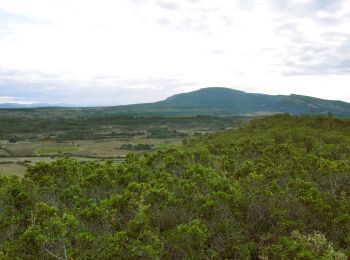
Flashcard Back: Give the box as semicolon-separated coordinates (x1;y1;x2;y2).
1;87;350;117
0;103;46;108
0;103;73;109
112;87;350;117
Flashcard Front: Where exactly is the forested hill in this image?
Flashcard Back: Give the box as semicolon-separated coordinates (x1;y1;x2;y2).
155;87;350;116
1;87;350;117
1;114;350;259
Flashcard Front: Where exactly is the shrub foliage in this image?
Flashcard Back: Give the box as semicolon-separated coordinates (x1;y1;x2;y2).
1;114;349;259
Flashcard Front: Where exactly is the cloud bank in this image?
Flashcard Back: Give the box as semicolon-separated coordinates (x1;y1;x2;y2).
0;0;350;105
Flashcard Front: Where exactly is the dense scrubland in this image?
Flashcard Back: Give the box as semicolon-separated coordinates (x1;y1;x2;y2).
1;114;350;259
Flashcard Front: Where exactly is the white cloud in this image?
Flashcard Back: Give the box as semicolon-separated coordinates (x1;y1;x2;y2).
0;0;350;105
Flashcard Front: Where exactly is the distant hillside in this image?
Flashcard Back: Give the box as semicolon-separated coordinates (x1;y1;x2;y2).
1;87;350;117
0;103;70;109
104;87;350;117
154;87;350;117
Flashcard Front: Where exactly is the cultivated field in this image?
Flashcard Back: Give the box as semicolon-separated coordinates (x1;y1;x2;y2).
0;163;27;177
0;115;249;176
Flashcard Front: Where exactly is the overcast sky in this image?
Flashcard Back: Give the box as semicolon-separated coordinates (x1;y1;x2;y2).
0;0;350;105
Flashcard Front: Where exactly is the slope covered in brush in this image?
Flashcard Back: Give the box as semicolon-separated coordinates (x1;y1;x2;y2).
1;114;350;259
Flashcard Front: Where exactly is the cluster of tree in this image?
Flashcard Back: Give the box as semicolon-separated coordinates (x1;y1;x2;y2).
0;115;245;135
0;114;349;259
109;131;145;138
0;115;245;142
55;130;98;141
147;127;187;139
118;143;154;151
8;136;18;143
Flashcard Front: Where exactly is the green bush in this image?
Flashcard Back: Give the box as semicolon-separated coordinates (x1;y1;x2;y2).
1;115;350;258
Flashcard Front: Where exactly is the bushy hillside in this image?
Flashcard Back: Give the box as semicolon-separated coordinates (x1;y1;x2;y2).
1;114;350;259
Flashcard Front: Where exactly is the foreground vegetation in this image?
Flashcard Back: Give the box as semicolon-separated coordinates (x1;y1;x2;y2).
1;114;349;259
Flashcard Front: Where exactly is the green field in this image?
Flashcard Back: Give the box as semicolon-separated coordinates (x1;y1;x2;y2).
35;145;78;155
0;163;26;176
0;137;186;176
0;115;248;177
0;149;10;156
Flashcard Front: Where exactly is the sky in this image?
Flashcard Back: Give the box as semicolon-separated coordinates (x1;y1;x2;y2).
0;0;350;105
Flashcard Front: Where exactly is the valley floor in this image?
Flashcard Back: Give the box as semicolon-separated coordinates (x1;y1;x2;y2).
0;115;246;176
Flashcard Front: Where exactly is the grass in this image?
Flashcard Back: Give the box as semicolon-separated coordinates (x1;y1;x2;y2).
36;145;78;155
73;138;183;157
0;156;55;164
2;142;42;156
0;137;183;161
0;163;26;177
0;115;246;177
0;149;10;156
